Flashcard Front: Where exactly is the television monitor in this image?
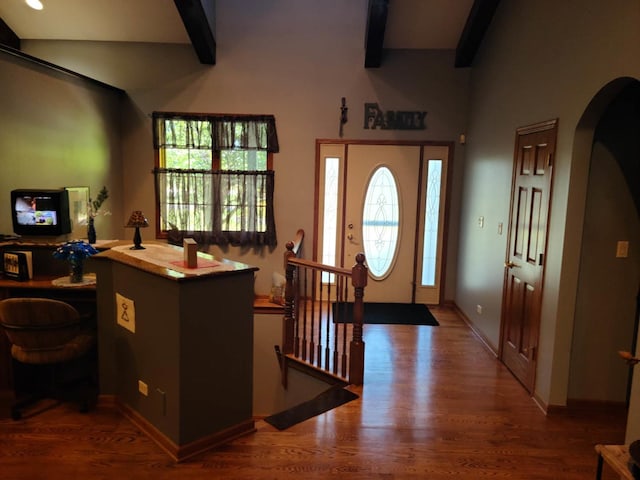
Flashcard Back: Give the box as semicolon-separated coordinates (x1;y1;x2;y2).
11;189;72;236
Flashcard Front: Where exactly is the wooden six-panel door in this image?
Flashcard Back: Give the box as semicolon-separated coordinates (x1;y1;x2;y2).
500;120;557;393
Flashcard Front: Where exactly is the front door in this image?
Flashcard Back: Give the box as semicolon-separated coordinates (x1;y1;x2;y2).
500;120;557;393
316;141;451;304
343;144;420;302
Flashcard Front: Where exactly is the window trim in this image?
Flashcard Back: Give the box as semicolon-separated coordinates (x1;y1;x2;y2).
152;112;278;246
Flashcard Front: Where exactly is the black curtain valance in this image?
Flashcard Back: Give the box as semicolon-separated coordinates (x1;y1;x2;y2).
153;112;279;153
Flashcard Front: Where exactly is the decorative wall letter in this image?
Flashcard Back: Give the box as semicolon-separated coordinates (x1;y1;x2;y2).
363;103;427;130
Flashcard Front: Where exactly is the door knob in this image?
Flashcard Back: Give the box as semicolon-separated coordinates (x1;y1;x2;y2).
347;233;354;240
504;261;520;268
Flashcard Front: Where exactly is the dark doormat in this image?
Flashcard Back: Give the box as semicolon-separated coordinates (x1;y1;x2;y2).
332;302;439;326
264;386;359;430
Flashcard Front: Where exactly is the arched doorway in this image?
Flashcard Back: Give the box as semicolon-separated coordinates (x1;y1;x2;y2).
568;78;640;431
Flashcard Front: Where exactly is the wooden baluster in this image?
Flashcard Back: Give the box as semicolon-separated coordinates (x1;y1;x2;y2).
318;274;327;368
340;278;349;377
300;265;308;361
310;268;318;365
293;266;306;357
324;275;332;371
295;266;307;358
282;241;296;355
349;253;367;385
333;274;342;376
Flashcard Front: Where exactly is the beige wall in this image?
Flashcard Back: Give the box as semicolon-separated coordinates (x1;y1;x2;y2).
21;0;470;298
7;0;640;436
0;53;125;241
569;142;639;403
253;313;332;417
457;0;640;413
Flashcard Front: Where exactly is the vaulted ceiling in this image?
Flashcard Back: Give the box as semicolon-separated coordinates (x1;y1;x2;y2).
365;0;500;68
0;0;500;68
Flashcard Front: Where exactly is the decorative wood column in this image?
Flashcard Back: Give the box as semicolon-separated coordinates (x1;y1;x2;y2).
282;241;296;355
349;253;367;385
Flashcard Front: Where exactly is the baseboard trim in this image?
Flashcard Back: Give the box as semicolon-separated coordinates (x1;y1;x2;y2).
451;302;498;357
532;392;551;414
106;398;255;462
96;394;117;408
566;398;628;411
450;304;549;412
542;398;628;416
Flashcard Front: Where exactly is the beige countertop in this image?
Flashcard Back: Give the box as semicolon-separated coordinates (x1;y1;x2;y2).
91;241;258;281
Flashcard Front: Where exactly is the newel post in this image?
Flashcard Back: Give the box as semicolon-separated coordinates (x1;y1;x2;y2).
349;253;367;385
282;241;296;355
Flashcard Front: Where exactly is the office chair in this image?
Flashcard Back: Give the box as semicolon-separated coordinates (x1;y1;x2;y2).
0;297;97;420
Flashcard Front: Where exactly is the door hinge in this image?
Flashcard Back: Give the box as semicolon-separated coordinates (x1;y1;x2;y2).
547;153;553;167
538;253;544;265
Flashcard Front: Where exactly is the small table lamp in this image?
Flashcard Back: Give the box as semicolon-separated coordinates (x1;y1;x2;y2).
125;211;149;250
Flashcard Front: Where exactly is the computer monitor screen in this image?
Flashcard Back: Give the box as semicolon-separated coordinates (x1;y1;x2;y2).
11;189;71;236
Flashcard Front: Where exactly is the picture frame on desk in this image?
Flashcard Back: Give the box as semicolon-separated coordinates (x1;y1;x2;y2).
2;251;33;281
66;186;89;240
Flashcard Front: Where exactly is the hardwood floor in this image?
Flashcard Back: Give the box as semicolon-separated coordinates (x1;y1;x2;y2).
0;306;627;479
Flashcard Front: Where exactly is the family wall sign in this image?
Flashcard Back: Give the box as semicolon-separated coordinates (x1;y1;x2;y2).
363;102;427;130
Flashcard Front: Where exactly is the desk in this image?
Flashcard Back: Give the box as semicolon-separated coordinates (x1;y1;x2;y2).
0;275;96;392
595;444;635;480
0;240;106;401
0;275;96;313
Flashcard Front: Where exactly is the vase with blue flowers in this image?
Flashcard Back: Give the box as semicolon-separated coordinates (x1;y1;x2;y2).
53;240;99;283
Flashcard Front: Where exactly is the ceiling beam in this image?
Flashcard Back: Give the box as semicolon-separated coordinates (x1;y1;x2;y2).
174;0;216;65
455;0;500;68
364;0;389;69
0;44;124;94
0;17;20;50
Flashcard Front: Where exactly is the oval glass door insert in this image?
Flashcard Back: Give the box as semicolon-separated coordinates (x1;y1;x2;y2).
362;166;400;279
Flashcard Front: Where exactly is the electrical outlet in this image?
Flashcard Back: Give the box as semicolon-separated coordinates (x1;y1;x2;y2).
476;305;483;315
138;380;148;396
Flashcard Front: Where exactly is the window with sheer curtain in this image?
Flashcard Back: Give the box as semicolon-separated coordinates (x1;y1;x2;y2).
153;112;278;247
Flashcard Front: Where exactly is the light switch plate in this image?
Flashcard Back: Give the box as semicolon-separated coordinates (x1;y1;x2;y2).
616;241;629;258
138;380;148;396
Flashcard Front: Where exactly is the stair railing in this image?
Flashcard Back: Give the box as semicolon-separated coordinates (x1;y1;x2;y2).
281;242;367;385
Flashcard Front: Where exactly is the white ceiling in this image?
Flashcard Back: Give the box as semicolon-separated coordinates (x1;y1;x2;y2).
0;0;190;44
0;0;475;50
